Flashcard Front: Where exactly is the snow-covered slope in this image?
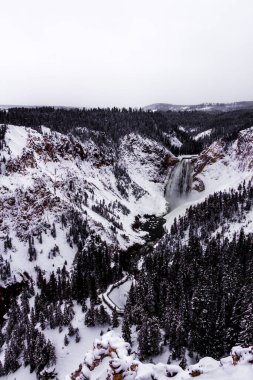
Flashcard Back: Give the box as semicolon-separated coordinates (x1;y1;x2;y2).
68;331;253;380
1;124;253;380
2;125;253;284
0;125;174;285
143;101;253;113
165;127;253;232
193;129;212;141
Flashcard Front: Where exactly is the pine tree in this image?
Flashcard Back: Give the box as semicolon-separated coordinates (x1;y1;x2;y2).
4;344;20;374
98;305;111;325
0;330;4;348
85;306;95;327
51;223;56;238
75;329;81;343
62;303;71;326
112;307;119;328
68;323;75;337
122;316;131;344
179;349;187;370
64;334;69;346
138;318;161;358
237;284;253;346
81;301;87;313
0;360;4;376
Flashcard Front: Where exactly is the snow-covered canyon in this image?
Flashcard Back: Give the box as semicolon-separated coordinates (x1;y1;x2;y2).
0;121;253;380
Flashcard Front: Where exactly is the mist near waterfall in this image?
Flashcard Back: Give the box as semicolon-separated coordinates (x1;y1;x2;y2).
165;158;194;211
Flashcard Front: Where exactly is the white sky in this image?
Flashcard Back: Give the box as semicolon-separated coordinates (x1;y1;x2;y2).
0;0;252;108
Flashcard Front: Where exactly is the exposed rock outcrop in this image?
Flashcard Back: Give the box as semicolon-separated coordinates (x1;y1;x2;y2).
194;140;225;176
68;332;253;380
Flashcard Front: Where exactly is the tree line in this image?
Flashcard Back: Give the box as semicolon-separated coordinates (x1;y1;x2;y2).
123;181;253;360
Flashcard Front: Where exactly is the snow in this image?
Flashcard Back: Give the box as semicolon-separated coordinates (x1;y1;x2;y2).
162;132;183;148
194;129;212;140
188;357;220;374
100;275;131;314
43;304;106;380
4;125;28;158
119;134;169;217
211;208;253;240
0;125;173;379
108;279;132;309
67;331;253;380
170;135;183;148
231;346;253;365
3;366;37;380
0;217;77;284
0;125;171;267
135;362;184;380
41;125;52;135
193;364;253;380
164;142;253;233
4;305;121;380
2;125;253;380
184;347;248;378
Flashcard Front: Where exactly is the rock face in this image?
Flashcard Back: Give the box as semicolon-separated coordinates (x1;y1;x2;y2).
192;140;225;193
192;177;205;192
0;125;173;275
0;180;61;238
2;124;253;284
68;331;253;380
192;127;253;193
194;140;225;177
119;133;176;183
231;346;253;366
68;331;183;380
232;126;253;170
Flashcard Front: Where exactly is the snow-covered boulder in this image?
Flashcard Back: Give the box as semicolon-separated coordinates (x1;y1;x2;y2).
188;357;220;377
231;346;253;365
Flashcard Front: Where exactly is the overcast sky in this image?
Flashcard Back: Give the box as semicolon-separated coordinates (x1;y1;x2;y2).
0;0;252;108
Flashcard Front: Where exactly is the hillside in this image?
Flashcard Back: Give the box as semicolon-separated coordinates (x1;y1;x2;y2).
0;113;252;380
0;125;176;284
143;101;253;113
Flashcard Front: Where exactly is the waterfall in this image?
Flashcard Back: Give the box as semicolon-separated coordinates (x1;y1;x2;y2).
165;158;194;211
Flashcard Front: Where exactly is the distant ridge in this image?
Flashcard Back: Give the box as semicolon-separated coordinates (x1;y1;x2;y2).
0;104;76;110
1;101;253;112
143;101;253;112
